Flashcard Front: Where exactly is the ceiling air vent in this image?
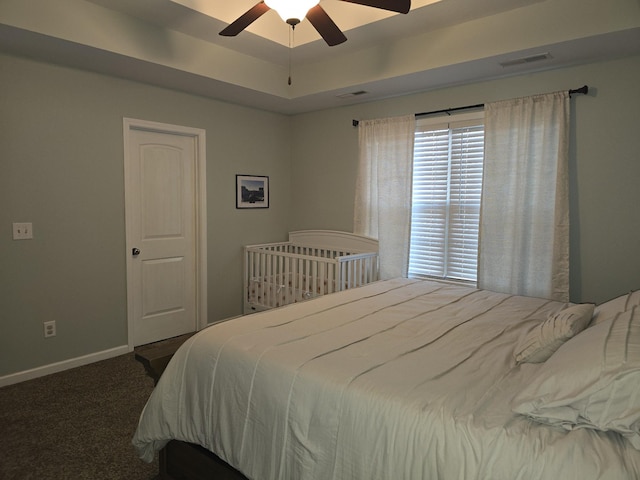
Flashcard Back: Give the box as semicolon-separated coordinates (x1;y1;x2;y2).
336;90;369;99
499;52;551;67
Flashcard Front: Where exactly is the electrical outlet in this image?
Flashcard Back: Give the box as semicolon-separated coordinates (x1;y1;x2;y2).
13;222;33;240
44;320;56;338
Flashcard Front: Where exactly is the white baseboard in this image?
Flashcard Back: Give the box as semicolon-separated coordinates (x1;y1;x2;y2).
0;345;131;388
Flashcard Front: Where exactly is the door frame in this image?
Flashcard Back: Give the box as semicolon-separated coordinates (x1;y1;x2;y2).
123;118;207;351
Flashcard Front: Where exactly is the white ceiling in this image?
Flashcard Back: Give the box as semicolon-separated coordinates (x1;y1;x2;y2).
1;0;639;114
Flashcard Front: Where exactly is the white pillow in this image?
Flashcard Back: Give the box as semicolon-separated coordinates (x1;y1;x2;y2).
514;303;594;364
512;305;640;449
591;290;640;326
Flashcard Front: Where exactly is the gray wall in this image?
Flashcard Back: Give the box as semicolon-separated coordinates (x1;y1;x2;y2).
290;54;640;306
0;53;291;377
2;51;639;380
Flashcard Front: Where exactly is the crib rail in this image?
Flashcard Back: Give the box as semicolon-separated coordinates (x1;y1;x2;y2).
244;241;379;313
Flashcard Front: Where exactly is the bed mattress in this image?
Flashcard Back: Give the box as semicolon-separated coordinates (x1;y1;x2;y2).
133;278;640;479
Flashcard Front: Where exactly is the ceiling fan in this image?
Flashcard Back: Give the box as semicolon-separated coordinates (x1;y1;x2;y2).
220;0;412;47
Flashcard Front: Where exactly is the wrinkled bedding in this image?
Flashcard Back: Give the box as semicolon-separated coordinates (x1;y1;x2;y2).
133;278;640;479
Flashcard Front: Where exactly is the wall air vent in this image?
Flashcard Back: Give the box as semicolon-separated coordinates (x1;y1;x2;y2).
499;52;551;67
336;90;369;99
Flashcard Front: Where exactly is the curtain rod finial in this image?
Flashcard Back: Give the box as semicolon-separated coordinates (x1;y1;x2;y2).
569;85;588;96
352;119;360;127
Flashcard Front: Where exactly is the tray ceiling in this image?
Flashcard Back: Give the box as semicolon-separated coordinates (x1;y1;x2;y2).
1;0;639;113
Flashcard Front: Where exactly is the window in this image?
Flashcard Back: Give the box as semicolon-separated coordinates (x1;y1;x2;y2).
408;112;484;283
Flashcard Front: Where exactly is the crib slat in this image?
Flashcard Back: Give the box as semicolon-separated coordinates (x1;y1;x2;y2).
312;260;318;298
283;256;290;306
265;252;271;307
259;252;266;307
250;250;257;297
319;262;326;297
272;253;278;307
278;254;284;307
296;256;303;302
291;256;298;303
304;258;310;300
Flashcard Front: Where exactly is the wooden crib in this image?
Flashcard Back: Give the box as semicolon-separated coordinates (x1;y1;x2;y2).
243;230;379;314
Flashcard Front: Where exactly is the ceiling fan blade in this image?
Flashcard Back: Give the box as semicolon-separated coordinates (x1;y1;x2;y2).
306;5;347;46
219;2;271;37
339;0;411;14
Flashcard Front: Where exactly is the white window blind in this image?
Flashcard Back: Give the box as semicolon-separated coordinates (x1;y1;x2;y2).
409;114;484;283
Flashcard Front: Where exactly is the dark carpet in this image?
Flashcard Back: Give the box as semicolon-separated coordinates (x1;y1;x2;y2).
0;353;158;479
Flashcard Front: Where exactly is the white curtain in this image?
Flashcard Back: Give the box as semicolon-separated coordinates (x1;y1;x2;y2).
354;115;415;279
478;91;570;301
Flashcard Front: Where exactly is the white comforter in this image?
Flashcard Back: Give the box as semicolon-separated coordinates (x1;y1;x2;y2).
133;278;640;479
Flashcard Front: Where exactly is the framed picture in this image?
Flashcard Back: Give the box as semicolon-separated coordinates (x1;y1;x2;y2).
236;175;269;209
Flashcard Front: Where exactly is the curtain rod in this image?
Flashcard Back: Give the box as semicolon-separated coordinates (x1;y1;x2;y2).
351;85;589;127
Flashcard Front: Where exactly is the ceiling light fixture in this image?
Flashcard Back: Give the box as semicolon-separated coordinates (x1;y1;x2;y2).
264;0;320;25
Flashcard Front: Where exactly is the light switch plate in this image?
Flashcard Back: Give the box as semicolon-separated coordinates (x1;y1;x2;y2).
13;222;33;240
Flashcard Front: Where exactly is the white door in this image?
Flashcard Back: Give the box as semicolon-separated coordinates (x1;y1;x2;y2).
124;119;207;347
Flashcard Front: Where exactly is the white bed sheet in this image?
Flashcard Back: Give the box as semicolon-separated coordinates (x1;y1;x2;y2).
133;278;640;479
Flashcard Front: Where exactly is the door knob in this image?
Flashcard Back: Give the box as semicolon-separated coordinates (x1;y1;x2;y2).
132;248;141;256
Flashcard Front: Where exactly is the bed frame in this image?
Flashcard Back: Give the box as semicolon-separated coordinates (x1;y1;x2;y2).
158;441;247;480
243;230;379;314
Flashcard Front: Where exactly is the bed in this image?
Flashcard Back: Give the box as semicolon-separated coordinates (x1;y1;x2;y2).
133;278;640;479
244;230;379;313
